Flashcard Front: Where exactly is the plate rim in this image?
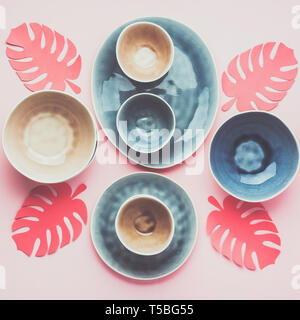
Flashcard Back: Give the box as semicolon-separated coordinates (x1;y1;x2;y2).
91;16;220;169
90;171;199;281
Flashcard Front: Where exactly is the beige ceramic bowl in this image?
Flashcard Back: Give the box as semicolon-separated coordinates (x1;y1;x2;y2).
2;90;98;183
115;194;175;256
116;22;174;83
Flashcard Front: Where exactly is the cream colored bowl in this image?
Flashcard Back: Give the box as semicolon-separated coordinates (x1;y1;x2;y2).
115;194;175;256
116;22;174;83
2;91;98;183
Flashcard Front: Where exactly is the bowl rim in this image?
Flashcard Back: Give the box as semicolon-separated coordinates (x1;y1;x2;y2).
116;21;175;83
2;89;98;184
209;110;300;202
115;92;176;154
114;193;175;256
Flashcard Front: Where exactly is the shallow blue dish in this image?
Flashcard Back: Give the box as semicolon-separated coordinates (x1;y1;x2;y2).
210;112;299;202
92;17;218;168
91;172;197;280
116;93;175;154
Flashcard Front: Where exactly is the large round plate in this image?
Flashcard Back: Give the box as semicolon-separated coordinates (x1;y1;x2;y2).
91;172;198;280
92;17;218;168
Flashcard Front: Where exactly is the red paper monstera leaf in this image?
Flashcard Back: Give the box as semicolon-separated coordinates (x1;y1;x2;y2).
222;42;298;112
12;183;87;257
6;23;81;94
207;196;281;270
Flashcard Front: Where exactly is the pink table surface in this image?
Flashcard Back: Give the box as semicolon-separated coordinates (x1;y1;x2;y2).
1;0;300;300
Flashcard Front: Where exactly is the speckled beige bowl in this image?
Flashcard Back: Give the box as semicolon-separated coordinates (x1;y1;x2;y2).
2;90;98;183
116;22;174;83
115;194;174;256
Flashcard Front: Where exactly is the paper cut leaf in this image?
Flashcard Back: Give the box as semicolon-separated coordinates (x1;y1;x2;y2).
12;183;87;257
6;22;81;94
222;42;298;112
207;195;281;270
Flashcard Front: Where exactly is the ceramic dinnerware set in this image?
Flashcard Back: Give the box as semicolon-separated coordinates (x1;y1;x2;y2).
2;17;299;280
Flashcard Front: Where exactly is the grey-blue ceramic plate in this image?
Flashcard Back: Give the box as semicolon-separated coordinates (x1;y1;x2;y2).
91;172;197;280
92;17;218;168
210;111;299;202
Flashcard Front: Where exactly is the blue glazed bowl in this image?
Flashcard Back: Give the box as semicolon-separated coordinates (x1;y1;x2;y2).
116;93;175;153
209;112;299;202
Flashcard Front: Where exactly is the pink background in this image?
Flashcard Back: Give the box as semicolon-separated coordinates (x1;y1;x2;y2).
1;0;300;299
